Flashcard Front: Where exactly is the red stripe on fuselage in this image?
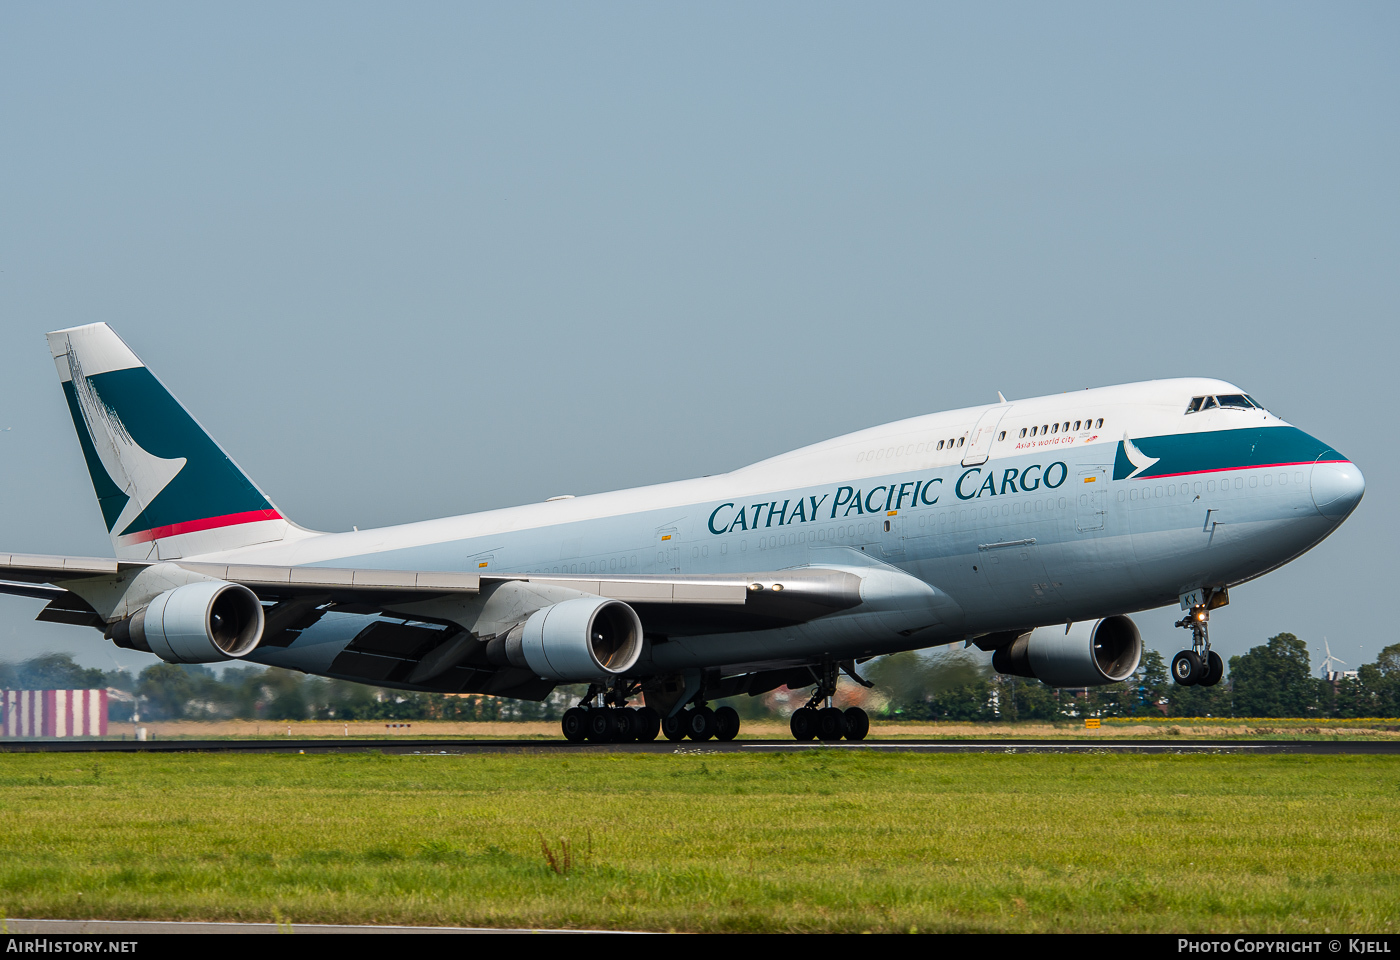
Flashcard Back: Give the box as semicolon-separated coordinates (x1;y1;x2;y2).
1134;459;1350;480
119;509;284;544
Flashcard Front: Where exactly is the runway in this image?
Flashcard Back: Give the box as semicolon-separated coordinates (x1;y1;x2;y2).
1;737;1396;754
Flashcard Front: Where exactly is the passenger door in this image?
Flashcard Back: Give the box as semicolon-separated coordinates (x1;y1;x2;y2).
962;405;1011;467
1076;466;1108;533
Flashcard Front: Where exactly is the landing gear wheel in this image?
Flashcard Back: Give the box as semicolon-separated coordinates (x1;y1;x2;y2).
613;708;639;742
714;706;741;742
561;707;588;743
1201;651;1224;687
687;706;717;742
662;710;688;742
843;707;870;741
790;707;817;741
635;706;661;742
586;708;618;742
816;706;847;741
1172;650;1203;686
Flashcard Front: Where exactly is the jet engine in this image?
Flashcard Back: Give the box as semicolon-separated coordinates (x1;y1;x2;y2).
487;596;644;681
108;580;266;664
991;615;1142;687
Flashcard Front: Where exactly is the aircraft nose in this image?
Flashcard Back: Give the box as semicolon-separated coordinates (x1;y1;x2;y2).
1311;460;1365;520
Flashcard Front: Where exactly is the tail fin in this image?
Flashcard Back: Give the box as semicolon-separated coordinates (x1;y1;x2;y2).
48;323;302;561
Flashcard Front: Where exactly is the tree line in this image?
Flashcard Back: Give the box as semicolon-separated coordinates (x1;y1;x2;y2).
2;632;1397;722
867;633;1400;721
0;655;574;722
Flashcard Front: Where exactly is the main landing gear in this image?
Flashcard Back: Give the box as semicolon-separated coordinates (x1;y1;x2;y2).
660;703;741;743
560;682;662;744
788;661;870;742
1172;595;1224;688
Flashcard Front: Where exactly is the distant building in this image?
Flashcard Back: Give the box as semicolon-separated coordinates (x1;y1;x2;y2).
2;689;108;737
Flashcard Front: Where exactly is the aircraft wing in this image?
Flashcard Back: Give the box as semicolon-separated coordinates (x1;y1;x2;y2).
0;552;863;636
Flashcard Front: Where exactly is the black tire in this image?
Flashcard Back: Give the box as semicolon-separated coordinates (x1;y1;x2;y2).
790;707;817;741
1202;651;1225;687
561;707;588;743
586;708;617;742
714;706;741;742
613;708;639;742
1172;650;1202;686
662;710;688;742
843;706;870;741
635;706;661;742
687;706;717;742
817;706;847;741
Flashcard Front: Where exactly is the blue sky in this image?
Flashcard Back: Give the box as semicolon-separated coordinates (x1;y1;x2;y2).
1;3;1396;675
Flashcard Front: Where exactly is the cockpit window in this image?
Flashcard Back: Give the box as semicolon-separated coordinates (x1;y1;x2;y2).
1185;397;1204;414
1200;396;1218;411
1216;394;1253;409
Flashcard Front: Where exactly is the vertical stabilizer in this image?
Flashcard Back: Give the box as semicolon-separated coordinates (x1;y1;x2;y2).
48;323;304;560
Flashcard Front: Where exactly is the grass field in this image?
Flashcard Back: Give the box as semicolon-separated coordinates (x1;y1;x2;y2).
0;751;1396;932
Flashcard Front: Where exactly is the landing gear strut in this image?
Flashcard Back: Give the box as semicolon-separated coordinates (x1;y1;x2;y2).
789;661;869;742
560;681;661;743
1172;594;1225;687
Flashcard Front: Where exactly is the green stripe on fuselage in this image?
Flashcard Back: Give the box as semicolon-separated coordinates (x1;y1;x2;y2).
1112;426;1344;482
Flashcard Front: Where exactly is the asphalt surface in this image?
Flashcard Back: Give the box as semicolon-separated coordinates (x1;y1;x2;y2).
1;737;1397;754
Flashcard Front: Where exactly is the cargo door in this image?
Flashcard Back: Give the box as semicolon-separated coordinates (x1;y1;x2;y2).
976;537;1056;608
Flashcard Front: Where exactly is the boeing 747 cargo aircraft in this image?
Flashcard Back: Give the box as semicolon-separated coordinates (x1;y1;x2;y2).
0;324;1365;741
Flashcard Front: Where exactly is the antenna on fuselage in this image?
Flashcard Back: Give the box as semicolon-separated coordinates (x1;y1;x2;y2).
997;391;1007;403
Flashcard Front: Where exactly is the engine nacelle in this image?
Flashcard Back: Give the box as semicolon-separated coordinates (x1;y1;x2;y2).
111;580;265;664
488;596;644;681
992;615;1142;687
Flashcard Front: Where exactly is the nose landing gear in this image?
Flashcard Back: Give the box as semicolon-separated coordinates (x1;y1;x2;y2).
1172;589;1227;687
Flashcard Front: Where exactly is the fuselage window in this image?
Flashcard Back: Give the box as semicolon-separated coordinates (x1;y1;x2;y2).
1051;423;1059;434
1019;428;1027;438
957;437;964;447
1042;424;1049;434
1030;426;1038;436
998;431;1005;440
1062;422;1070;432
1095;418;1104;428
937;440;944;450
1073;420;1081;431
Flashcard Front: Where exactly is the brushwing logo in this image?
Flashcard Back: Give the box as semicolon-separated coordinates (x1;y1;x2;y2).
65;342;187;536
1119;432;1160;480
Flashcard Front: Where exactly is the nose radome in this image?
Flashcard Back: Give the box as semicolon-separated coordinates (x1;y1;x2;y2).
1311;460;1365;520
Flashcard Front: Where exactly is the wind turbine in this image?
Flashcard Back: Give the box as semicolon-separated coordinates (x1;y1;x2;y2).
1320;638;1347;679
